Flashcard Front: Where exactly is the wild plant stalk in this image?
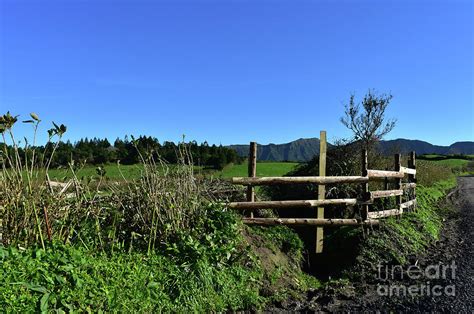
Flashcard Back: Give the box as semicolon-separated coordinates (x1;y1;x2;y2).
0;112;74;248
116;138;205;255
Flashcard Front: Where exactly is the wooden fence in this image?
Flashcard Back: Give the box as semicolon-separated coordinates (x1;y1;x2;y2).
227;131;417;253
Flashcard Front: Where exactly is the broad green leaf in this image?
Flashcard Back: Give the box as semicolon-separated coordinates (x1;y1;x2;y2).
40;292;50;312
21;282;49;294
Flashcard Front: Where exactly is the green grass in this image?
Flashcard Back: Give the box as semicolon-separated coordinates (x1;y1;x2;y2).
47;164;145;181
47;164;209;181
428;158;469;168
45;162;299;182
218;162;299;178
0;243;263;312
0;206;317;312
355;177;457;269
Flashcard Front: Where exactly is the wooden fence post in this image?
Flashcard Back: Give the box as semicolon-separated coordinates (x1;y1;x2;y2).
361;149;369;221
408;151;416;211
247;142;257;218
316;131;327;253
394;153;402;212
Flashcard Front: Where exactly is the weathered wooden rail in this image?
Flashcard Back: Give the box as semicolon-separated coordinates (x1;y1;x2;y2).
227;131;417;253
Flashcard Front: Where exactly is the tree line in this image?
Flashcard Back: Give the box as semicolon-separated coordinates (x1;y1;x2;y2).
2;136;244;170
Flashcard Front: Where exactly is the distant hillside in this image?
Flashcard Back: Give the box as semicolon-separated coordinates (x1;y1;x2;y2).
228;138;474;161
377;139;474;155
228;138;322;162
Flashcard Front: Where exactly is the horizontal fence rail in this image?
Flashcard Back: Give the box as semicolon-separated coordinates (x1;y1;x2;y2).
366;189;404;199
229;176;369;185
401;199;417;209
242;218;380;226
367;169;405;178
400;166;417;175
367;208;403;219
228;199;359;210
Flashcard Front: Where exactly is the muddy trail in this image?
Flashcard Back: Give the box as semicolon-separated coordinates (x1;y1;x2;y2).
276;176;474;312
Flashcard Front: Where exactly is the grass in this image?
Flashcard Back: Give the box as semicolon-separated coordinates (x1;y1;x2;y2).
44;161;299;182
0;242;263;312
47;163;144;180
428;158;469;168
361;177;456;265
218;162;299;178
353;154;474;271
320;156;466;281
46;164;209;181
0;208;317;312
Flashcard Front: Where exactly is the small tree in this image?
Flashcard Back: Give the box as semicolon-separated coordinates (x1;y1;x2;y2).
340;90;396;152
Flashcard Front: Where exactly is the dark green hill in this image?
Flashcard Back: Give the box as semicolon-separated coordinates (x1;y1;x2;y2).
228;138;322;162
228;138;474;161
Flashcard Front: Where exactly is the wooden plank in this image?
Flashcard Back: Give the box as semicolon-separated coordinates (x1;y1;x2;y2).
229;176;369;185
228;199;358;210
367;189;403;199
394;154;402;210
408;151;417;211
316;130;327;253
401;182;417;189
242;217;380;226
48;180;68;188
401;199;417;209
361;149;369;221
400;166;416;175
368;208;403;219
367;169;404;178
246;142;257;218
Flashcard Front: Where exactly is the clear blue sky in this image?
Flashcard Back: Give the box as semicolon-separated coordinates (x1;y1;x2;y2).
1;0;472;146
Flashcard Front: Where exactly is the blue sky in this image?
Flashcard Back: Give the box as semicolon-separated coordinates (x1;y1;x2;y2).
1;0;472;146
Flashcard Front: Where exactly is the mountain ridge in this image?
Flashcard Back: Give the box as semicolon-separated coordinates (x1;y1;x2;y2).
228;138;474;162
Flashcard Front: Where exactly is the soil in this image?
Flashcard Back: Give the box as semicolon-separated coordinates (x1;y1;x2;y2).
273;176;474;312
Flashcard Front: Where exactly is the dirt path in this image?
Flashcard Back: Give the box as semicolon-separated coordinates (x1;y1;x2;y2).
340;176;474;312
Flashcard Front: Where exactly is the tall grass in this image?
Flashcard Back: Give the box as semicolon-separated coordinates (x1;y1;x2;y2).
110;137;209;254
0;112;221;255
0;112;70;248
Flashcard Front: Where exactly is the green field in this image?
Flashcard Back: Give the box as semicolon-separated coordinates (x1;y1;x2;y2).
47;164;149;181
218;162;299;178
44;161;299;181
428;158;470;168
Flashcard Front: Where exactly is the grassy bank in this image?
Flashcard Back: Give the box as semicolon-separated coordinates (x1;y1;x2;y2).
1;215;315;312
355;177;457;273
317;158;469;281
350;158;474;278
